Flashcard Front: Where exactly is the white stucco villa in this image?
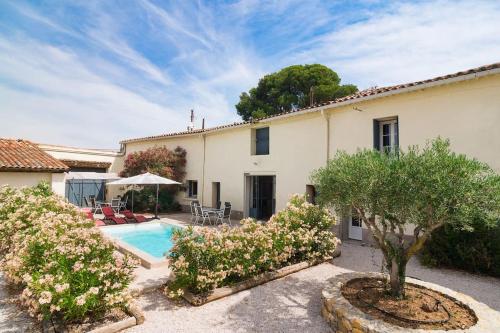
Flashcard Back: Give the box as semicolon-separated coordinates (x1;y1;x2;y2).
1;62;499;243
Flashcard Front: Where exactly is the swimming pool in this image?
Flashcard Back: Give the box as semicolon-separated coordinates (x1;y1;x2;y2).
101;221;182;268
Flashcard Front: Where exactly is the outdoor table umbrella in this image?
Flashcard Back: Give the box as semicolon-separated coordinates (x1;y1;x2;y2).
107;172;181;219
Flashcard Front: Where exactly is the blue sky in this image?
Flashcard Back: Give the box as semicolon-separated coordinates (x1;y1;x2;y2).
1;0;499;148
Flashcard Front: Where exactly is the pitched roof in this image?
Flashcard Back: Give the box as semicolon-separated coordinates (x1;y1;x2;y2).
121;62;500;144
0;139;69;172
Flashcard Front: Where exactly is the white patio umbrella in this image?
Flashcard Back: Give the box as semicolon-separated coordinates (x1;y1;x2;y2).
107;172;181;219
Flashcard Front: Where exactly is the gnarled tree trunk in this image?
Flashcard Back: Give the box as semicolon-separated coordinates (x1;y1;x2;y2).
389;256;406;298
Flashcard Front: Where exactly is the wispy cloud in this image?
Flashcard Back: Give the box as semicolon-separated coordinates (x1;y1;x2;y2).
0;0;499;147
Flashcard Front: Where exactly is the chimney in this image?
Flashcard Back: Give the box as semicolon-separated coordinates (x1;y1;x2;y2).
202;118;205;130
187;109;195;131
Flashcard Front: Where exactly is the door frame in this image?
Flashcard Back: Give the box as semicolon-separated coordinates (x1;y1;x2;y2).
244;174;276;220
348;214;363;240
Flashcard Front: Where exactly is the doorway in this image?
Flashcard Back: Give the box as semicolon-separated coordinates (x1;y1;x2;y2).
248;175;275;220
348;214;363;240
212;182;221;208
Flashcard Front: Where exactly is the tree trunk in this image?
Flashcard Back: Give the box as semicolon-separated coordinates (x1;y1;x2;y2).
389;256;406;298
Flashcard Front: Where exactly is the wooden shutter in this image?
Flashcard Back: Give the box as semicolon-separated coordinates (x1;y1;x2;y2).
373;119;380;151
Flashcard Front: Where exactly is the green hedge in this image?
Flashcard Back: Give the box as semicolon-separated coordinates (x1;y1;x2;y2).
124;188;180;213
420;218;500;277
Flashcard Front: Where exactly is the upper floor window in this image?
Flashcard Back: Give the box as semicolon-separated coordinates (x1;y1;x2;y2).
187;180;198;198
253;127;269;155
373;118;398;153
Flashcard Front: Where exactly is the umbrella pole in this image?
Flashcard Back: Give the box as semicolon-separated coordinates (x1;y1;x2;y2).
155;184;159;219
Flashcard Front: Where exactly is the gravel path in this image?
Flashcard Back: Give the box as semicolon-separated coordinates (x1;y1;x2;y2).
125;242;500;333
1;243;498;333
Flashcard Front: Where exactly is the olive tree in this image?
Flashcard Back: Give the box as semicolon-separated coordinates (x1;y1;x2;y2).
311;138;500;297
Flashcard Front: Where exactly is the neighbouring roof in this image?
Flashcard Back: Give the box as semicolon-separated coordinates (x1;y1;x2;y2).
121;62;500;144
60;159;112;170
0;139;69;172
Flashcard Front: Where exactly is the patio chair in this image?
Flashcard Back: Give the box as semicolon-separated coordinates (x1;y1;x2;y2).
102;206;127;225
215;204;231;225
83;209;106;227
194;203;212;225
83;196;90;208
110;198;121;213
119;196;128;212
190;201;197;223
89;196;104;214
122;210;148;223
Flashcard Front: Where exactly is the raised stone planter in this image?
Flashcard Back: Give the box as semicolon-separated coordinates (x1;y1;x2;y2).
321;272;500;333
184;246;341;306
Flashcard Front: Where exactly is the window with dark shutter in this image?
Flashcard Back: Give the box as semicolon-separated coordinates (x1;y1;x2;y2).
255;127;269;155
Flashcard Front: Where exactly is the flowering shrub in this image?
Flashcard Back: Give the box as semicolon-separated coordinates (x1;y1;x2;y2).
0;184;135;322
167;194;339;295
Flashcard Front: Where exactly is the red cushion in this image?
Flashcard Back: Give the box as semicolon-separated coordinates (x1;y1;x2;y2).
122;210;134;218
111;217;127;224
135;215;147;222
102;206;115;217
95;219;106;227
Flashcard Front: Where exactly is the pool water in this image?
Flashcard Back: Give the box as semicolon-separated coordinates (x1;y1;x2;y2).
102;222;180;259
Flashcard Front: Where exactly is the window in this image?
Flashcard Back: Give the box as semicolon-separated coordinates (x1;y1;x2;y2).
187;180;198;198
253;127;269;155
373;118;398;153
306;185;316;204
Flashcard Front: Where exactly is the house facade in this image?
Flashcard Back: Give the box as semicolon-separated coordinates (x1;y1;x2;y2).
1;63;499;243
113;63;500;242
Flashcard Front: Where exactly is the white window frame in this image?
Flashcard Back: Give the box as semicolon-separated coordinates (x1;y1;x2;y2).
379;119;398;153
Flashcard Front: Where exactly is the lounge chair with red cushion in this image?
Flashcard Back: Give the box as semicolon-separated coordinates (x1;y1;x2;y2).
82;209;106;227
102;206;127;225
122;210;148;223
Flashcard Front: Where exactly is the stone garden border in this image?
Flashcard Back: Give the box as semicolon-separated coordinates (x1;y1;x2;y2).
321;272;500;333
42;303;145;333
183;246;341;306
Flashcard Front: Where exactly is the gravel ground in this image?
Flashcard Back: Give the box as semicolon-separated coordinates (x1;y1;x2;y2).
1;243;499;333
125;242;500;333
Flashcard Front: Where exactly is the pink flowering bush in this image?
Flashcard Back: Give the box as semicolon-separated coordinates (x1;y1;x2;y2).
167;194;339;295
0;184;135;322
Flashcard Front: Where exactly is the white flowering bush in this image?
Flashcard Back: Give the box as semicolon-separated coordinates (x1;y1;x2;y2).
167;194;339;295
0;184;135;322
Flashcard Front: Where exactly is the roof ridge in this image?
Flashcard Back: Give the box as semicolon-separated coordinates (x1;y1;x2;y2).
121;61;500;144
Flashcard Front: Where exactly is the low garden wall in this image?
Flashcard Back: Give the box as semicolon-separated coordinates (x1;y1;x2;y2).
321;272;500;333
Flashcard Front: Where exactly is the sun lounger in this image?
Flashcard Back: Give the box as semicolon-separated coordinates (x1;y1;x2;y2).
102;206;127;224
122;210;148;223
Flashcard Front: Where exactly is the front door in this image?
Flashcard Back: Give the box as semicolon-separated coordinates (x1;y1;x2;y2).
348;215;363;240
248;176;275;220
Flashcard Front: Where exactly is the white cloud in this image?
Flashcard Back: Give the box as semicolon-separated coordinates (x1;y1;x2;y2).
285;0;500;88
1;0;499;148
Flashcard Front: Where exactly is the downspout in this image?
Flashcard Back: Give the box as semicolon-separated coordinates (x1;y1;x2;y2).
321;109;331;163
201;133;206;206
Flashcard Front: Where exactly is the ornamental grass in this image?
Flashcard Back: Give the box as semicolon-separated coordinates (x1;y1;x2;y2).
0;183;136;322
167;194;340;297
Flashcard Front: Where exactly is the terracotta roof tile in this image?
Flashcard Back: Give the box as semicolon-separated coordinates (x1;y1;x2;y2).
121;62;500;144
0;139;69;172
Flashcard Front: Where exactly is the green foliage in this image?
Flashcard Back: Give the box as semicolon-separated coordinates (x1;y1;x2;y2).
124;187;180;213
0;184;135;322
120;146;187;180
311;138;500;296
236;64;358;120
120;145;186;212
167;195;339;296
421;217;500;277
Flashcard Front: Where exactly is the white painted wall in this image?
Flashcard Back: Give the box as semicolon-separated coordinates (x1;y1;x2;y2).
0;172;52;188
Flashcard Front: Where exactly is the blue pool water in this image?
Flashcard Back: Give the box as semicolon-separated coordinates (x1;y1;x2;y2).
102;222;180;259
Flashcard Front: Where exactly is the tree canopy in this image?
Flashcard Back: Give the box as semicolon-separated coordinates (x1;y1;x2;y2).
236;64;358;120
311;138;500;297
